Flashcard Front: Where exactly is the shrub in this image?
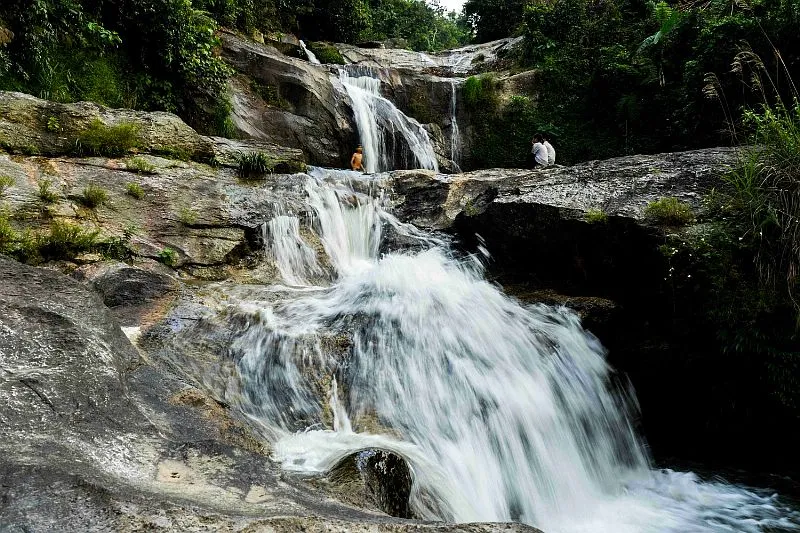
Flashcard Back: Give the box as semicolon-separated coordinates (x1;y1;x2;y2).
22;220;100;263
249;80;291;110
46;116;61;133
158;247;178;266
237;152;273;178
178;207;198;225
125;182;145;199
585;208;608;224
463;74;500;112
0;175;14;196
726;102;800;305
644;197;694;226
79;183;109;209
0;211;16;254
126;157;156;174
37;180;59;203
307;42;345;64
76;120;141;157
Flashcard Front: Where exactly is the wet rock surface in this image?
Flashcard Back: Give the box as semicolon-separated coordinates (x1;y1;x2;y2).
0;256;543;532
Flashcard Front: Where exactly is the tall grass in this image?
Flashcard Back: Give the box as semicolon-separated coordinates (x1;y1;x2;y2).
714;45;800;310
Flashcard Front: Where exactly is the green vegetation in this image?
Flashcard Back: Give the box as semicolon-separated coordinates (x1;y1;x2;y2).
0;175;14;196
306;42;345;65
237;152;273;178
75;120;140;157
249;80;292;109
125;182;145;199
37;180;59;204
46;116;61;133
644;197;694;226
158;247;178;266
178;207;198;226
0;211;15;254
79;183;109;209
585;208;608;224
0;0;468;138
125;157;156;174
0;216;99;264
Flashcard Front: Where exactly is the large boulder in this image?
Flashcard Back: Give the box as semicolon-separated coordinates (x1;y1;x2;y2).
0;152;315;280
220;31;357;168
0;91;306;170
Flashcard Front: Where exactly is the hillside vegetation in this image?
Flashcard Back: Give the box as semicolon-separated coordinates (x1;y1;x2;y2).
0;0;469;134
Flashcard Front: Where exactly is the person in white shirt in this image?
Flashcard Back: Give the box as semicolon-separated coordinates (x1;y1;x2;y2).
544;137;555;165
530;134;549;167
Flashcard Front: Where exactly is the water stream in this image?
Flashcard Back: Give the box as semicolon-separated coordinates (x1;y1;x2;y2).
299;40;321;65
338;68;439;173
201;168;799;533
449;79;462;170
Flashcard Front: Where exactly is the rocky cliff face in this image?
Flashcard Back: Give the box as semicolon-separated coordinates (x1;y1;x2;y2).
220;31;358;168
218;32;526;172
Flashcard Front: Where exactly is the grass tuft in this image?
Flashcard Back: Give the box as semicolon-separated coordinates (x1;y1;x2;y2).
126;156;156;174
37;180;60;204
236;151;273;179
585;207;609;224
125;182;145;199
0;175;15;196
79;183;109;209
644;197;694;226
76;119;141;157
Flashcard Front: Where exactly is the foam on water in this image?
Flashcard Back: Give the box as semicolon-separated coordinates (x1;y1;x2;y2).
225;169;798;532
339;69;439;173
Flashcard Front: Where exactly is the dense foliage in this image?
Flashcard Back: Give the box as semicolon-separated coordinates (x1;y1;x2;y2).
518;0;800;162
292;0;470;51
0;0;467;132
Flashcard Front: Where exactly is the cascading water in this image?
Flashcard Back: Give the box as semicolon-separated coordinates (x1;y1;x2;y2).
339;68;439;173
193;168;798;532
449;80;462;170
299;40;321;65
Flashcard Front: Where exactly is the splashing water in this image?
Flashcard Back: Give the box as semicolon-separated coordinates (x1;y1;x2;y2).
299;40;321;65
339;68;439;173
216;169;797;532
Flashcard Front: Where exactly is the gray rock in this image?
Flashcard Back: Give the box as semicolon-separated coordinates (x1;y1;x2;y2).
73;261;178;308
337;37;523;77
220;31;357;168
0;152;315;279
387;148;738;230
0;91;306;170
0;255;544;533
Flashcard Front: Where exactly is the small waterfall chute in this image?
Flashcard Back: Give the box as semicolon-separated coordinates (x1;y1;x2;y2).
449;80;462;171
299;40;321;65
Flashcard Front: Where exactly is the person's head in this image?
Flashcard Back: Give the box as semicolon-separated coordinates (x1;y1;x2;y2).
356;145;363;153
532;134;543;143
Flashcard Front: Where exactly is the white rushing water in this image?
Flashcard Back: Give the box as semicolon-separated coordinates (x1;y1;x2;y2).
338;69;439;173
299;40;321;65
224;169;798;532
449;80;462;169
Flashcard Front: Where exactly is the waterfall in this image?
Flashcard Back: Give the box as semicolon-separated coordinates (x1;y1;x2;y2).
449;80;461;169
339;69;439;173
299;40;321;65
193;169;797;533
262;215;321;286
